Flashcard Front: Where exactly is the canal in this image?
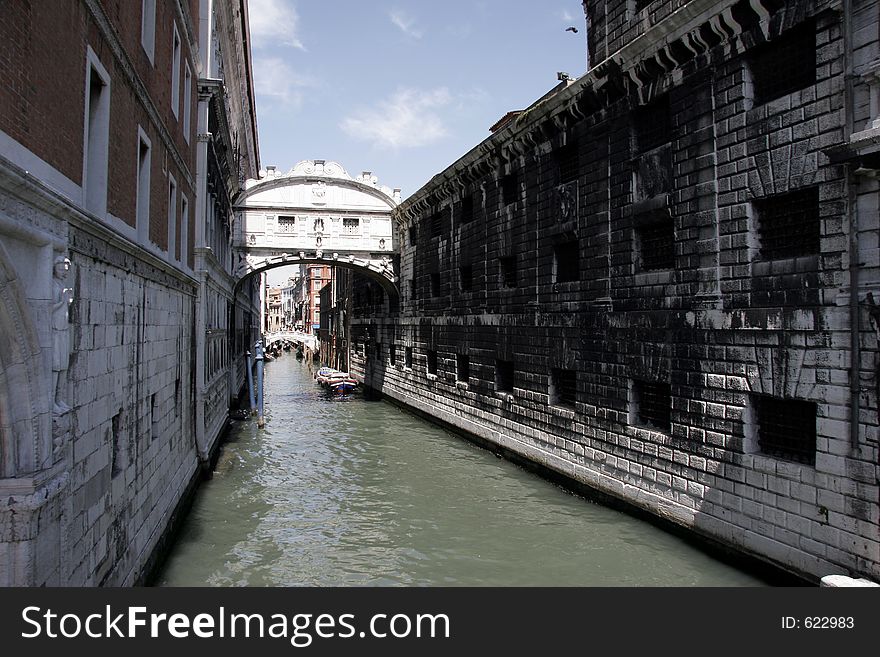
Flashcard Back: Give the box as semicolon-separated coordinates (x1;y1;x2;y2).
157;353;769;586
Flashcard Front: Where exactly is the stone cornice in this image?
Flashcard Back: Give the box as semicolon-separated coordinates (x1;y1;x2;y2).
396;0;749;223
82;0;195;190
2;154;198;290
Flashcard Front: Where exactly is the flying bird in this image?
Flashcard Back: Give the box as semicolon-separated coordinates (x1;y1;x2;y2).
566;26;578;33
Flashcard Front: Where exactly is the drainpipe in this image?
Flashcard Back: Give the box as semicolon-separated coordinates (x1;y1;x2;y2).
842;0;861;450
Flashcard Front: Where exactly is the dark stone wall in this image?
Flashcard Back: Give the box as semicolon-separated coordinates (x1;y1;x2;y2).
350;0;879;582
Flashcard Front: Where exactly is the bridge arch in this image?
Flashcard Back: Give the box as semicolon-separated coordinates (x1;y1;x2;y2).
232;160;400;292
235;254;399;299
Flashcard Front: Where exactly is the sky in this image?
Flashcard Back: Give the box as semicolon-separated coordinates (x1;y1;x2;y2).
248;0;589;286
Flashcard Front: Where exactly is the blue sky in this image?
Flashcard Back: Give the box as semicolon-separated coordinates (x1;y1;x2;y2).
248;0;588;200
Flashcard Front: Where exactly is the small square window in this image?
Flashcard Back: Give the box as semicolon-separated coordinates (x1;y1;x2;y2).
550;368;577;408
635;219;675;271
496;360;514;393
499;256;517;288
427;350;438;376
755;187;819;260
459;265;473;292
554;241;580;282
748;21;816;106
633;94;671;154
405;347;413;369
459;194;474;224
556;141;579;184
754;395;816;465
427;210;446;238
456;354;469;383
501;173;519;206
632;380;671;432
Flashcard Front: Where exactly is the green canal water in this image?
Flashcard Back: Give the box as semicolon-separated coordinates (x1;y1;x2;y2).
156;354;768;586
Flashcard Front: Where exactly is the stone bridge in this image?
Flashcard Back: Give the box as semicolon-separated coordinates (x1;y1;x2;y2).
264;330;317;351
232;160;400;293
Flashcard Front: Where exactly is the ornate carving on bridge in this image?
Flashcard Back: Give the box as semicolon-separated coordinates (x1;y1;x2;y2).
235;159;400;291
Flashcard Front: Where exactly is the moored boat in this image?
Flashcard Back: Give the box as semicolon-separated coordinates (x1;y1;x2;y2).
330;377;357;395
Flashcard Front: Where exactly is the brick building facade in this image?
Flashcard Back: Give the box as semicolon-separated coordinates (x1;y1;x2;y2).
0;0;259;585
352;0;880;582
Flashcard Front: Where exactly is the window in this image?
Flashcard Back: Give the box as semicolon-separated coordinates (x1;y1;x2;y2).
375;343;382;360
550;369;577;408
150;393;159;441
167;175;177;255
171;24;181;118
343;217;360;234
408;225;417;246
557;141;579;184
84;51;110;216
501;172;519;206
748;21;816;105
635;219;675;270
141;0;156;63
499;256;517;288
183;63;192;142
429;272;441;297
554;241;580;282
754;396;816;465
110;411;124;478
427;350;438;376
495;360;514;393
633;94;671;154
179;194;189;265
459;194;474;224
632;94;673;204
136;129;151;242
456;354;469;383
632;0;652;14
459;264;473;292
405;346;413;369
390;343;397;365
755;187;819;260
409;279;417;300
428;210;445;238
632;380;671;432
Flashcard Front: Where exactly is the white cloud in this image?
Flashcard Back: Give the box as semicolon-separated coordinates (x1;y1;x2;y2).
340;88;453;149
560;9;575;22
253;56;314;109
248;0;305;50
389;10;423;39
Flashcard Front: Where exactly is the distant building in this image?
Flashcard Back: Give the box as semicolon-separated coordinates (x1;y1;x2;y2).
281;276;299;329
304;265;332;334
266;286;283;332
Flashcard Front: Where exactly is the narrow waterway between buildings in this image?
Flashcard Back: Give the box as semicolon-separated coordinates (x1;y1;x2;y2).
157;353;769;586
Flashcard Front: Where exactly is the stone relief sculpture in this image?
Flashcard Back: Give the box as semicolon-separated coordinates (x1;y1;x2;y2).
558;182;576;221
52;255;73;415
